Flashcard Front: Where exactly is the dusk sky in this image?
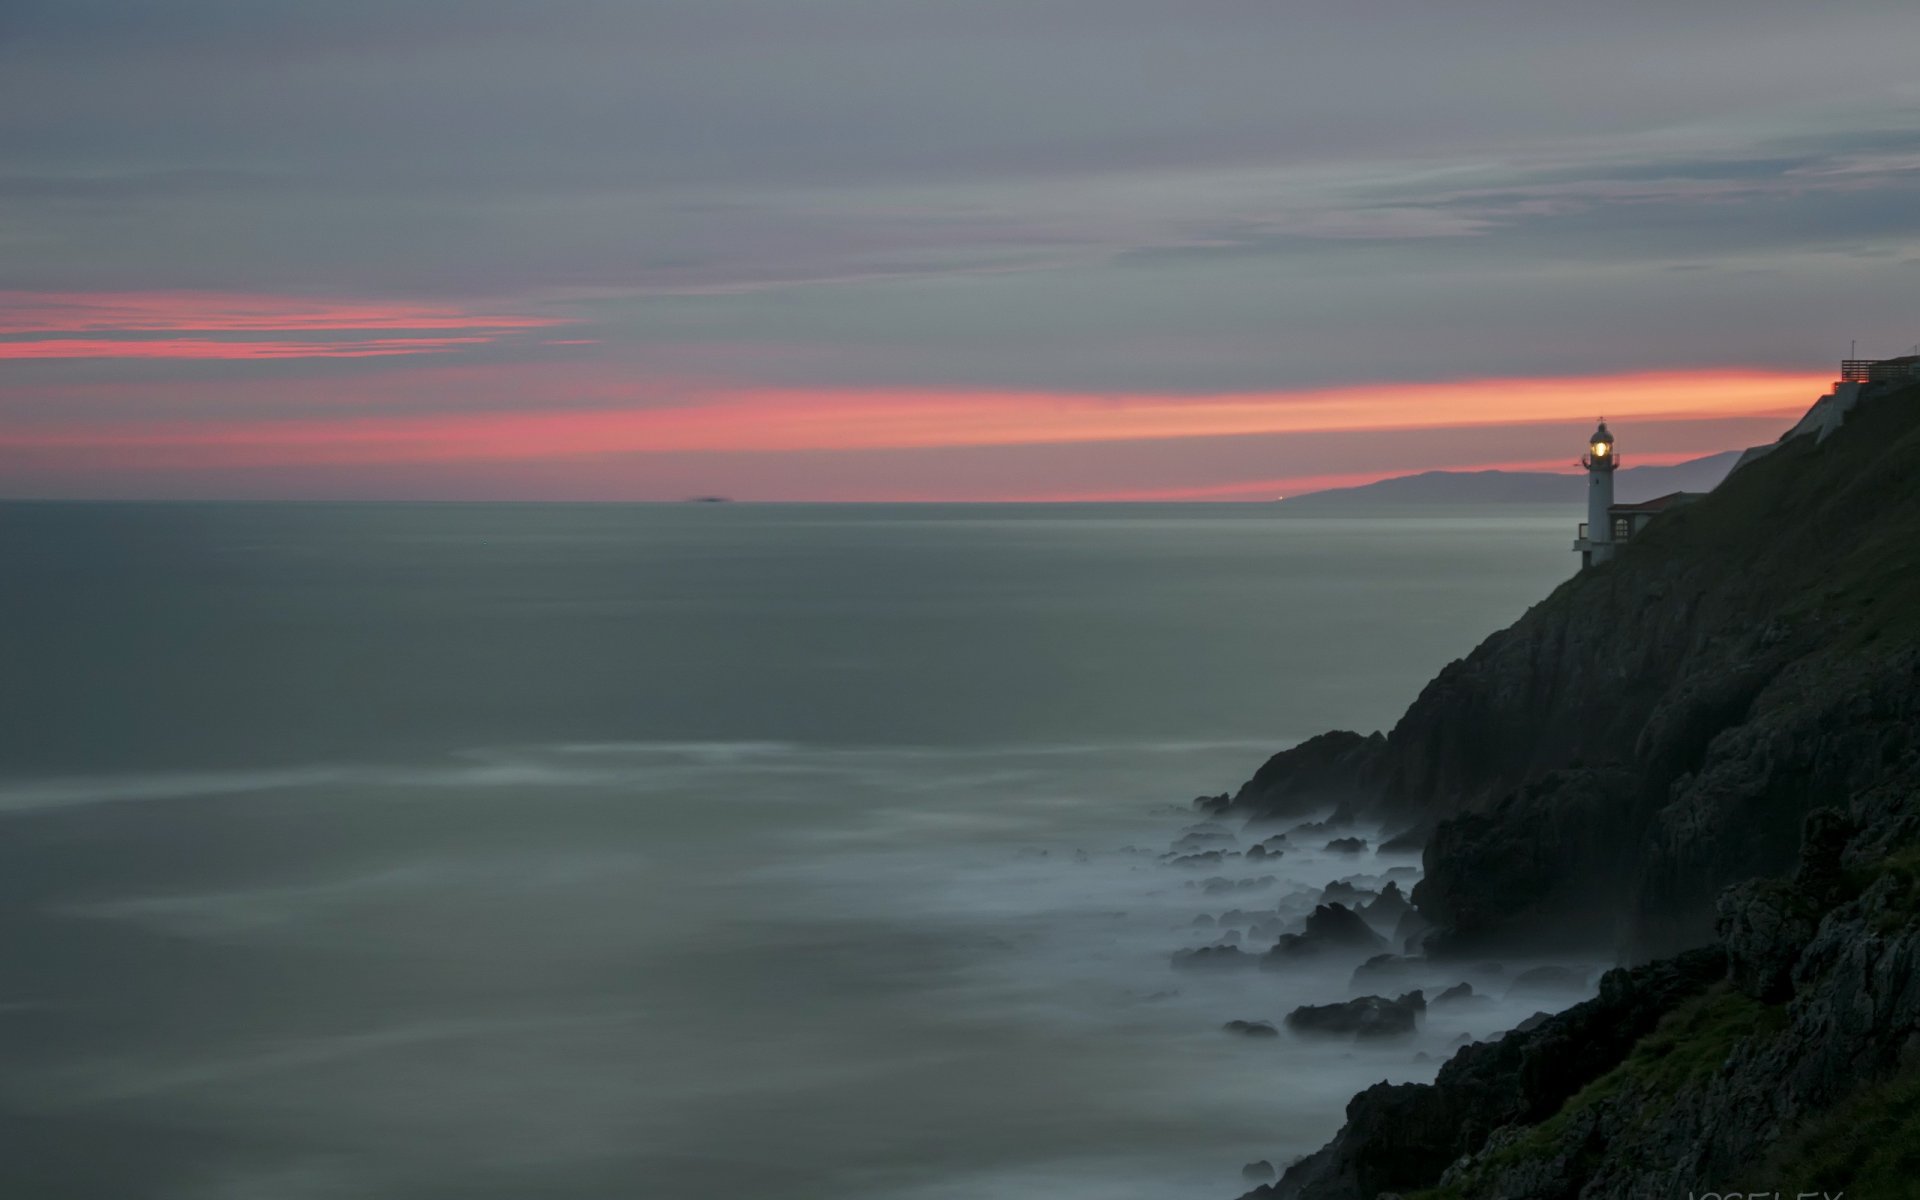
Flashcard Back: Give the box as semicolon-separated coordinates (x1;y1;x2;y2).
4;1;1918;500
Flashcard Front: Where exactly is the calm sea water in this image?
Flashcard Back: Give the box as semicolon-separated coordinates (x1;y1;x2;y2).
0;502;1589;1199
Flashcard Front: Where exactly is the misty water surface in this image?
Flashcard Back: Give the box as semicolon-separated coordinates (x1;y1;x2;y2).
0;502;1599;1199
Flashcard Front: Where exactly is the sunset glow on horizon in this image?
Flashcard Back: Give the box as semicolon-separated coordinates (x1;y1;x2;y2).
6;3;1917;503
0;300;1824;500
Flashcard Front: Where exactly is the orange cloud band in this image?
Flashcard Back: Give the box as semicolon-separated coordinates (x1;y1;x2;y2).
0;368;1822;471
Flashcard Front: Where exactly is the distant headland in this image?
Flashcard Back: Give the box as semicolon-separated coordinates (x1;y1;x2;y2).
1272;451;1740;509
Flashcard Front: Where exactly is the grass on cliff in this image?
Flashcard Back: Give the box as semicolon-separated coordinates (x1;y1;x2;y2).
1414;986;1785;1200
1749;1065;1920;1197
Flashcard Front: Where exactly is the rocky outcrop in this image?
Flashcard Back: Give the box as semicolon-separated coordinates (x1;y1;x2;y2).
1284;991;1425;1039
1223;1020;1280;1038
1217;730;1386;820
1263;904;1386;960
1257;809;1920;1199
1355;881;1411;932
1171;945;1255;970
1249;949;1724;1200
1412;767;1641;954
1431;981;1486;1008
1430;865;1920;1199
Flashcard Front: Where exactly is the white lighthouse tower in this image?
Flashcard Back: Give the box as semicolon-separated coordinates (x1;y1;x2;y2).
1581;420;1617;567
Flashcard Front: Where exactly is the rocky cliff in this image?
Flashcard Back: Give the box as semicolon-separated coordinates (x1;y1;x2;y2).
1216;379;1920;960
1215;380;1920;1198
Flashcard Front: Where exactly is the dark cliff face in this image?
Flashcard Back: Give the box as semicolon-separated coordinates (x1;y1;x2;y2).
1259;809;1920;1200
1223;381;1920;959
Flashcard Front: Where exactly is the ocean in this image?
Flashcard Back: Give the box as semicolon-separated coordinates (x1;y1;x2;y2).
0;502;1594;1199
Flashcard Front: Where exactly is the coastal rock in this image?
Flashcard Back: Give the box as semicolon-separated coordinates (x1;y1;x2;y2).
1430;982;1488;1008
1323;837;1368;854
1431;876;1920;1200
1172;825;1237;850
1356;881;1411;932
1266;948;1723;1200
1225;730;1387;821
1171;945;1255;970
1391;906;1430;955
1318;881;1373;905
1203;875;1275;894
1241;1159;1276;1183
1412;767;1639;955
1715;876;1819;1002
1285;991;1425;1039
1349;953;1418;990
1223;1020;1279;1038
1263;904;1386;961
1378;824;1428;852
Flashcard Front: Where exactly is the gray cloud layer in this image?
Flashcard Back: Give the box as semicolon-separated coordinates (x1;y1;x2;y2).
3;1;1919;394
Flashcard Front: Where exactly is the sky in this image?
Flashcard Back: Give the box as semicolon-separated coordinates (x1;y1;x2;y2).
2;1;1918;501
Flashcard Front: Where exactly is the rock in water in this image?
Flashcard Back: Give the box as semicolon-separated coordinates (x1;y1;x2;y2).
1223;1020;1279;1038
1285;991;1426;1038
1350;953;1420;990
1320;880;1374;904
1170;824;1237;850
1430;982;1489;1009
1265;903;1388;960
1171;945;1255;970
1358;881;1412;931
1325;836;1369;854
1241;1159;1276;1182
1226;729;1385;821
1190;792;1231;814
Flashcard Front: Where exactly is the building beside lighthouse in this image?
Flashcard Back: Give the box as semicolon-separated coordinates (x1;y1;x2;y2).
1572;420;1707;569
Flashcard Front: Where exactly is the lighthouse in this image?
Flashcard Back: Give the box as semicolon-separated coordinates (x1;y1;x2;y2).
1572;417;1707;569
1580;420;1617;567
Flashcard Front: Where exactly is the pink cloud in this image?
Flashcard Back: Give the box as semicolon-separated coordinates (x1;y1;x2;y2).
0;291;568;335
0;336;500;361
0;368;1820;478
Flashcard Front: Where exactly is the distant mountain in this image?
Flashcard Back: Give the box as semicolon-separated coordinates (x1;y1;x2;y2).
1275;450;1741;507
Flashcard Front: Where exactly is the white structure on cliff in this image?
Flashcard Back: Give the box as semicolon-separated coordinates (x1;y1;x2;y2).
1572;420;1707;570
1730;355;1920;474
1573;421;1618;568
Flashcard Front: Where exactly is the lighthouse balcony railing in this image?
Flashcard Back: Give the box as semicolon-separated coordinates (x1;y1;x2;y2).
1577;522;1588;539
